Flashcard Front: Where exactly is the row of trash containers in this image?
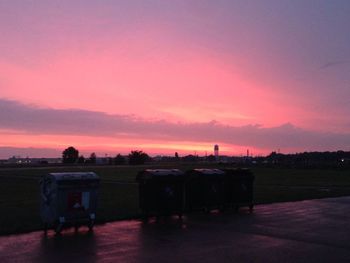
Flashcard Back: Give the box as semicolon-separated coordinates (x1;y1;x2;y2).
39;168;254;233
136;168;255;220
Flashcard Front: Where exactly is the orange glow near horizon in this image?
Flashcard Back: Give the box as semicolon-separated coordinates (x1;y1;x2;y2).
0;132;268;158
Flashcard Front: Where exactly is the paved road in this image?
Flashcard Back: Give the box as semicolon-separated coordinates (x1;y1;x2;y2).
1;197;350;263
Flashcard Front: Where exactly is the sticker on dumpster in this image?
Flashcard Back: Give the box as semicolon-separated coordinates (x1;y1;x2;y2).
68;192;84;211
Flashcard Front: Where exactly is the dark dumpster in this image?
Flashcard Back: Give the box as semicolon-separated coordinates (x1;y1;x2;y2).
136;169;185;219
39;172;100;234
185;169;225;212
222;168;255;211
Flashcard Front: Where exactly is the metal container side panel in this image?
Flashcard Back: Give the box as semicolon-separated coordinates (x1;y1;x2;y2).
88;189;99;214
156;181;184;212
221;169;254;202
222;168;254;178
40;179;59;224
236;177;254;203
138;179;185;215
55;187;98;222
138;183;146;210
225;176;254;205
137;169;186;215
185;175;225;209
138;182;158;211
40;197;58;224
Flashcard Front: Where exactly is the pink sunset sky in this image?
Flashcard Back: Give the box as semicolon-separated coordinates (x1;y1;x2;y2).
0;1;349;158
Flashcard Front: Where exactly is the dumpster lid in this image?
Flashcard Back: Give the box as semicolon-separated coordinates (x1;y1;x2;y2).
222;168;250;171
192;169;225;175
221;168;253;176
137;169;184;180
144;169;184;176
48;172;99;181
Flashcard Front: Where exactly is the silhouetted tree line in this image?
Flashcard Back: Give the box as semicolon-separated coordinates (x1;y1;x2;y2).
60;147;350;168
128;150;150;165
265;151;350;168
62;147;79;164
62;147;150;165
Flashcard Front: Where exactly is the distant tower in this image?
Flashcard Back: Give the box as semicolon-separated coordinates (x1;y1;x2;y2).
214;144;219;160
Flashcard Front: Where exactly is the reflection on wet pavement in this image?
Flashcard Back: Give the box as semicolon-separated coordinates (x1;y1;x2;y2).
1;197;350;262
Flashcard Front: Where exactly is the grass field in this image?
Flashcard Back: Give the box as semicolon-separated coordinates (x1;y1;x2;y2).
0;164;350;235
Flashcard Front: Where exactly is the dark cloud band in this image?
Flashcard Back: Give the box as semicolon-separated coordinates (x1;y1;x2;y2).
0;98;349;150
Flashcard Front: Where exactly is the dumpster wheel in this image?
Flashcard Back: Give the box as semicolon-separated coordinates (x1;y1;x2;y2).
43;223;48;235
203;207;211;214
219;205;226;213
141;210;149;222
88;220;95;231
54;223;63;235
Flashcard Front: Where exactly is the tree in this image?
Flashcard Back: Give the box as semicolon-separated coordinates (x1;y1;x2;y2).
62;146;79;164
78;155;85;164
128;150;149;165
206;154;216;162
175;152;179;159
114;154;126;165
89;152;97;164
182;154;198;162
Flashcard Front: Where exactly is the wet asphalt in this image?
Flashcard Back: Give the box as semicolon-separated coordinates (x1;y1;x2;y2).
1;197;350;263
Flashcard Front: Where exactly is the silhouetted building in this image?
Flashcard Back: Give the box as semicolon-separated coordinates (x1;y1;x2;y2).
214;145;219;160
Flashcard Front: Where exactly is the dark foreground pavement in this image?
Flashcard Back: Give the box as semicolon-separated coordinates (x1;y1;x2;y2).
1;196;350;263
